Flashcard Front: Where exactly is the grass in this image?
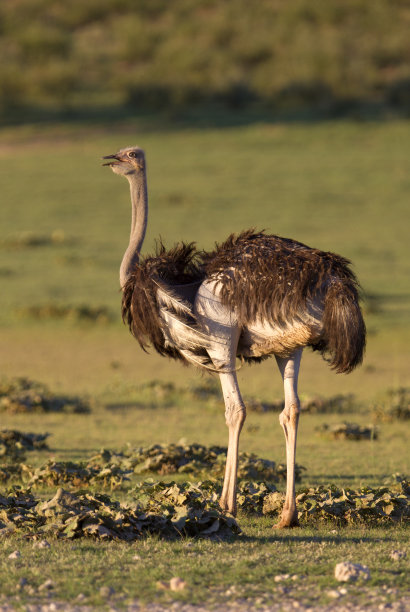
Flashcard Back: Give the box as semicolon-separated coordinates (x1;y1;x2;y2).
1;526;408;608
0;386;409;607
0;117;409;608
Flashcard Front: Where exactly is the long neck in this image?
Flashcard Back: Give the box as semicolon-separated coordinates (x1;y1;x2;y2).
120;169;148;288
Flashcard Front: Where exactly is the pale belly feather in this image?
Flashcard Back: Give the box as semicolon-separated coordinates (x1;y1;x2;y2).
194;278;324;361
238;313;323;359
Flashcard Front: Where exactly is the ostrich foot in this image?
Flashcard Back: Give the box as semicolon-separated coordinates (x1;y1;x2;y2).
273;507;299;529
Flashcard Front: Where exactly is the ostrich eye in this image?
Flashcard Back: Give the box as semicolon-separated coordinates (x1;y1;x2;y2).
128;151;138;158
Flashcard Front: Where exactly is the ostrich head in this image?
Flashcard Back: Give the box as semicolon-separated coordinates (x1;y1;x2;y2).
102;146;145;177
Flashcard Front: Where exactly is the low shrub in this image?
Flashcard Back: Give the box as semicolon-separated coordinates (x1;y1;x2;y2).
0;430;50;463
371;387;410;422
89;442;306;483
316;422;378;441
0;378;92;414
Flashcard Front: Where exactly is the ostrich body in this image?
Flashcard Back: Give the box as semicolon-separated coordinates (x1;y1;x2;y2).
103;146;366;527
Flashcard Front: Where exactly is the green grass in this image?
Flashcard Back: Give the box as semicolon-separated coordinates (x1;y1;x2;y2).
0;118;409;608
1;526;408;608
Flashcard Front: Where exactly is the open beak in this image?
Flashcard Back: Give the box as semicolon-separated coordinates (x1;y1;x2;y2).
102;154;120;166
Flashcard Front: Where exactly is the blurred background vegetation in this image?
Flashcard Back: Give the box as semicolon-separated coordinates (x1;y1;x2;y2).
1;0;410;123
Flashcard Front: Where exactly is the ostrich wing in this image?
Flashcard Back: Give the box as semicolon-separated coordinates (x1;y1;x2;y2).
204;230;360;327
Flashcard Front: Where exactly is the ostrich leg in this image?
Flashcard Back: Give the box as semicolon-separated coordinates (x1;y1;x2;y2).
195;280;245;515
218;369;246;515
274;348;303;528
207;327;245;516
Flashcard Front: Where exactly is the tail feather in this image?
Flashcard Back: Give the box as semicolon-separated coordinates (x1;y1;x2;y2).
318;280;366;374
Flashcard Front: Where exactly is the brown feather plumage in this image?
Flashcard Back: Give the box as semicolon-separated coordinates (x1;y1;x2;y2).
203;230;366;373
122;230;365;374
121;241;208;363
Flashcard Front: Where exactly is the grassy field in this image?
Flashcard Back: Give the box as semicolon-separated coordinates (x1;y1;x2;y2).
0;118;409;609
0;394;409;609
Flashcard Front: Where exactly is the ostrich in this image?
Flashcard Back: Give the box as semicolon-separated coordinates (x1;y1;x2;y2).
103;145;366;528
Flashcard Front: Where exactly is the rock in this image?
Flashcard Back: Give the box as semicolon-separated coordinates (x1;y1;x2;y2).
390;550;406;561
156;577;187;591
132;554;141;561
99;586;115;598
169;577;187;591
225;586;237;596
335;561;370;582
8;550;21;559
274;574;290;582
326;590;341;599
34;540;51;549
38;579;55;591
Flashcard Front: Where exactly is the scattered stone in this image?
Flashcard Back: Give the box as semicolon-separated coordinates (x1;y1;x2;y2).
132;554;141;561
327;590;341;599
339;587;348;595
169;577;187;591
390;550;406;561
274;574;290;582
76;594;86;601
8;550;21;559
335;561;370;582
34;539;51;549
99;586;115;598
38;579;55;591
225;587;236;596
